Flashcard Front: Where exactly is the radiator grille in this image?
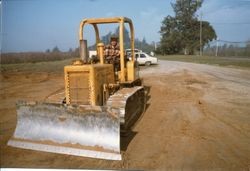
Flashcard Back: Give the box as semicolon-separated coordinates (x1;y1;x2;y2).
68;71;90;105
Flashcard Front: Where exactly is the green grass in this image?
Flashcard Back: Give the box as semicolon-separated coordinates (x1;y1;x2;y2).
158;55;250;68
1;58;78;73
2;55;250;73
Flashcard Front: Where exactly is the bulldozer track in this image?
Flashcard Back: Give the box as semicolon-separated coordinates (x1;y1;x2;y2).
106;86;145;131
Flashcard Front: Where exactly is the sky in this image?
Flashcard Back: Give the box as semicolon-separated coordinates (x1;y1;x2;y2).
1;0;250;53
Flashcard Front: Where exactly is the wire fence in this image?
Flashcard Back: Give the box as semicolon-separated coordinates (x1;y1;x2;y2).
203;39;250;57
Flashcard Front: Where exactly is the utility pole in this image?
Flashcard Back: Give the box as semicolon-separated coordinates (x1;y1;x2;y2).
0;0;2;64
200;11;203;56
216;38;219;57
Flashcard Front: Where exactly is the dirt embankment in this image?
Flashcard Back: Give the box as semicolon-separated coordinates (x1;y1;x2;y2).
1;60;250;170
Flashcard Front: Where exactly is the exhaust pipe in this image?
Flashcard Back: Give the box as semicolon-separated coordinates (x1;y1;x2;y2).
80;39;88;63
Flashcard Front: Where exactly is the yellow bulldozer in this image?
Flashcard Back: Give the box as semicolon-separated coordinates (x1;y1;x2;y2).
8;17;146;160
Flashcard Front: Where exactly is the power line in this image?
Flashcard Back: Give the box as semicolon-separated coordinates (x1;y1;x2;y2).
218;40;249;44
200;11;202;56
211;22;250;25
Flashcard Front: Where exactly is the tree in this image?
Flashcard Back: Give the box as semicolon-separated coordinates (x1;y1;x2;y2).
142;37;147;45
114;26;131;48
244;40;250;56
52;46;60;53
159;0;217;55
101;31;112;45
68;48;73;53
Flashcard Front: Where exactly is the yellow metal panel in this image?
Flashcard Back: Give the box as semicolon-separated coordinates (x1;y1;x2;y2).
119;19;125;82
127;61;137;81
92;64;114;105
64;65;92;105
64;64;115;106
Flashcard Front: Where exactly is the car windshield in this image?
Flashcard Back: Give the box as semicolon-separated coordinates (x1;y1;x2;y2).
140;54;146;58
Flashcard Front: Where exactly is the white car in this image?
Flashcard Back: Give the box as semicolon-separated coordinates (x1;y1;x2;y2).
89;50;97;58
134;52;158;66
125;48;142;54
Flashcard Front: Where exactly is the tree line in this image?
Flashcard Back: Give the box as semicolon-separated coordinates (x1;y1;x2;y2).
1;49;77;64
1;26;156;64
89;26;155;53
204;41;250;57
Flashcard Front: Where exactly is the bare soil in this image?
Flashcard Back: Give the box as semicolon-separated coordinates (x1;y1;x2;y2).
1;60;250;170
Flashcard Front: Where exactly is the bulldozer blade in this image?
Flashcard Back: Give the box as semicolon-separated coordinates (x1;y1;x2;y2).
8;101;121;160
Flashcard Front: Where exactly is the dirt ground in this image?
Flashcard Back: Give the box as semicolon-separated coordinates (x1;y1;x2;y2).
1;60;250;170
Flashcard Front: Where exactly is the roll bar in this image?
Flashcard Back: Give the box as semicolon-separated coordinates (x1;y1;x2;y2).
79;17;135;82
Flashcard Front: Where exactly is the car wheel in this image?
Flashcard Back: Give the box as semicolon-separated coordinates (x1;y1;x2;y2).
145;61;151;66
